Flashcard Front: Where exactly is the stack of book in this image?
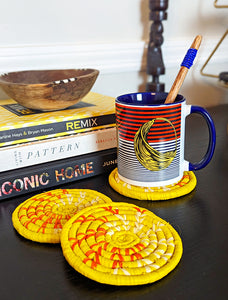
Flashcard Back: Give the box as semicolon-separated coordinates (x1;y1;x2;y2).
0;92;117;201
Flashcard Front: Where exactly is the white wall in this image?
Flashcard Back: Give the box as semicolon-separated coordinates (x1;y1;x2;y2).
0;0;226;45
0;0;145;45
0;0;227;106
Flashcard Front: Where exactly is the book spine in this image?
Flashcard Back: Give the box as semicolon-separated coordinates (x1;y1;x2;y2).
0;113;116;147
0;127;117;172
0;148;117;201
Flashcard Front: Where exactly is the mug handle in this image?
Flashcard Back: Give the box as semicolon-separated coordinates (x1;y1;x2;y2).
187;106;216;171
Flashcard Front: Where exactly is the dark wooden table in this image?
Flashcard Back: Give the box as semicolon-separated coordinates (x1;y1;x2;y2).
0;104;227;300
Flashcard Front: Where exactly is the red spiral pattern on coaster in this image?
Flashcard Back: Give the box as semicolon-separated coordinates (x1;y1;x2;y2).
12;189;112;243
61;202;183;285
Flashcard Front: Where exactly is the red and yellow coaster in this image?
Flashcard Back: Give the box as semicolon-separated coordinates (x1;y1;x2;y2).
109;168;197;201
61;202;183;286
12;189;112;243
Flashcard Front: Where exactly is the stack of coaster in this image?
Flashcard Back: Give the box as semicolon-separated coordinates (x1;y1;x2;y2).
109;168;197;201
61;202;183;286
12;189;112;243
12;189;183;285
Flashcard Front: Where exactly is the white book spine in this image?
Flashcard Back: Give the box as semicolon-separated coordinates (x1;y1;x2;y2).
0;127;117;172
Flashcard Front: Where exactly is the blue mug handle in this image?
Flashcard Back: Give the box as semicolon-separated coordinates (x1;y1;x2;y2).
188;106;216;171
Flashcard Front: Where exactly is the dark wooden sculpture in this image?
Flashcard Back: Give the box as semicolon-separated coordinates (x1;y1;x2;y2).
146;0;169;92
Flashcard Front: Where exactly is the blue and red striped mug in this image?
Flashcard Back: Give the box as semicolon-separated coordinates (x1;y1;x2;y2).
116;92;216;187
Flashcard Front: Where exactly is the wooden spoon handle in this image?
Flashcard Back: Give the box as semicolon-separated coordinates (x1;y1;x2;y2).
165;35;202;104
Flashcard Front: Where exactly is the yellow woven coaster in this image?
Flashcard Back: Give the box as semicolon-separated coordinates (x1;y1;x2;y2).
61;202;183;286
12;189;112;244
109;168;197;201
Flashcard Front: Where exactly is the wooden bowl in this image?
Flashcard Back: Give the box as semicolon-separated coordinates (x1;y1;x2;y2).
0;69;99;111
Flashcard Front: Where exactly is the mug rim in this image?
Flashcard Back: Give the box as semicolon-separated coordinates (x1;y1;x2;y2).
116;92;185;106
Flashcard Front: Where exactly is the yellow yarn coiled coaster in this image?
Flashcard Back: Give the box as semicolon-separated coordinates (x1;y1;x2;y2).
109;168;197;201
61;202;183;285
12;189;112;244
